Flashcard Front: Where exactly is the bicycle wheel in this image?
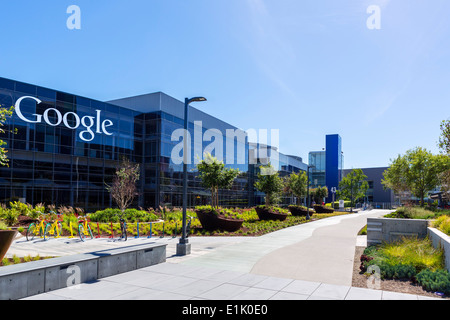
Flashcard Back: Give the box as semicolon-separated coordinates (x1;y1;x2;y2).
43;223;53;241
26;223;37;241
87;223;94;240
56;221;63;238
78;224;86;242
120;222;127;241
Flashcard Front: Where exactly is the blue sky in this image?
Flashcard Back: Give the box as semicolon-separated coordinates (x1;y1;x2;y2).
1;0;449;169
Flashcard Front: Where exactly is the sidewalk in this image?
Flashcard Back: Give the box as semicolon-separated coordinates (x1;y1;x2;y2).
12;210;444;300
24;260;438;300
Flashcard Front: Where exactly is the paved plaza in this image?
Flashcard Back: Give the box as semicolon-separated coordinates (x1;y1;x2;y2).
6;210;444;300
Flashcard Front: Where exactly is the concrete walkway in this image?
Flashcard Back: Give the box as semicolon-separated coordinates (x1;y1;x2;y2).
7;210;445;300
23;261;439;301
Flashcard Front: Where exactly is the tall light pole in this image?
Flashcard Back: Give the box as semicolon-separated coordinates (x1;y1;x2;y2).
176;96;207;256
306;165;315;221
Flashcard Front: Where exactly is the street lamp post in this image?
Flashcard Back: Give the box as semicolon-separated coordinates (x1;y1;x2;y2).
306;165;315;221
176;97;207;256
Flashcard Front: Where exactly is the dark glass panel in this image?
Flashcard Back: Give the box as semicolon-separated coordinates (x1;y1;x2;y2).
15;82;36;95
37;87;56;100
56;92;75;104
0;78;14;91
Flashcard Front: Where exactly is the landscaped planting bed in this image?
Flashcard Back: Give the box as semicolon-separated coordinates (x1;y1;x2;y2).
1;203;352;240
384;206;450;221
1;254;56;267
352;236;450;299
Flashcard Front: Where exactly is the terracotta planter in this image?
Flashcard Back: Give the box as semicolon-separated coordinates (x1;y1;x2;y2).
255;206;288;221
196;210;244;232
0;230;18;261
288;206;314;217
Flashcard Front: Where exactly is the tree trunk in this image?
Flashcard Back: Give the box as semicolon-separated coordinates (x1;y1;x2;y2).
216;187;219;209
265;192;271;206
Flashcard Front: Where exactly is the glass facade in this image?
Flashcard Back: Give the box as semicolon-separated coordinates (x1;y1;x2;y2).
308;151;326;188
0;78;307;210
0;77;142;211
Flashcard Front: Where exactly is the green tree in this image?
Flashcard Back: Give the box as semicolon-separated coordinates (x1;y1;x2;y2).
197;153;240;209
0;106;14;167
312;186;329;204
284;171;308;205
337;169;369;211
382;147;450;205
438;120;450;194
439;120;450;155
255;163;284;206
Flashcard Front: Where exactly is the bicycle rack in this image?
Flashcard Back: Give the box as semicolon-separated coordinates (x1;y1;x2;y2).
96;222;101;238
135;221;140;238
149;223;153;238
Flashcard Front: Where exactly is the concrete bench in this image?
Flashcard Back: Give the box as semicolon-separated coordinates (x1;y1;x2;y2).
0;242;166;300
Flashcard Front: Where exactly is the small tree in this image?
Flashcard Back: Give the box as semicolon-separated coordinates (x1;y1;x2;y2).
106;158;140;212
284;171;308;205
313;186;329;204
338;169;369;211
197;153;240;209
255;163;284;206
0;106;14;167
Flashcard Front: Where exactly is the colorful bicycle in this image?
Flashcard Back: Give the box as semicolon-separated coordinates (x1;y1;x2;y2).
26;212;47;241
43;212;63;241
78;215;94;242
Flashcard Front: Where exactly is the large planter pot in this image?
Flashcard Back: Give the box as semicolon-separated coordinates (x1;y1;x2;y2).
288;206;314;217
313;205;334;214
196;210;244;232
255;206;288;221
0;230;18;261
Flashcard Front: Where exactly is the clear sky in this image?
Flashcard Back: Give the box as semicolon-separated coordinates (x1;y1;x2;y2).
1;0;449;169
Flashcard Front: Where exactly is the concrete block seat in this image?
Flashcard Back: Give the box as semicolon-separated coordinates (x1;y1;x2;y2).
0;242;166;300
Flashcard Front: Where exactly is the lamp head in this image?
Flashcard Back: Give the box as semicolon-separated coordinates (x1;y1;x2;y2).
187;97;207;104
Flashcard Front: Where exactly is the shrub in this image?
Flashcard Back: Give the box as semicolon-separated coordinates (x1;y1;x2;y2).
432;215;450;236
3;209;19;227
89;208;122;223
416;269;450;295
89;208;158;223
0;220;7;230
385;206;436;220
28;203;45;220
326;201;351;209
9;201;32;216
124;208;158;223
362;237;446;287
1;258;11;266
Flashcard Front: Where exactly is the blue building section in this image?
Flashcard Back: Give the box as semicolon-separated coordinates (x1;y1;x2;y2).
325;134;342;202
308;134;343;203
